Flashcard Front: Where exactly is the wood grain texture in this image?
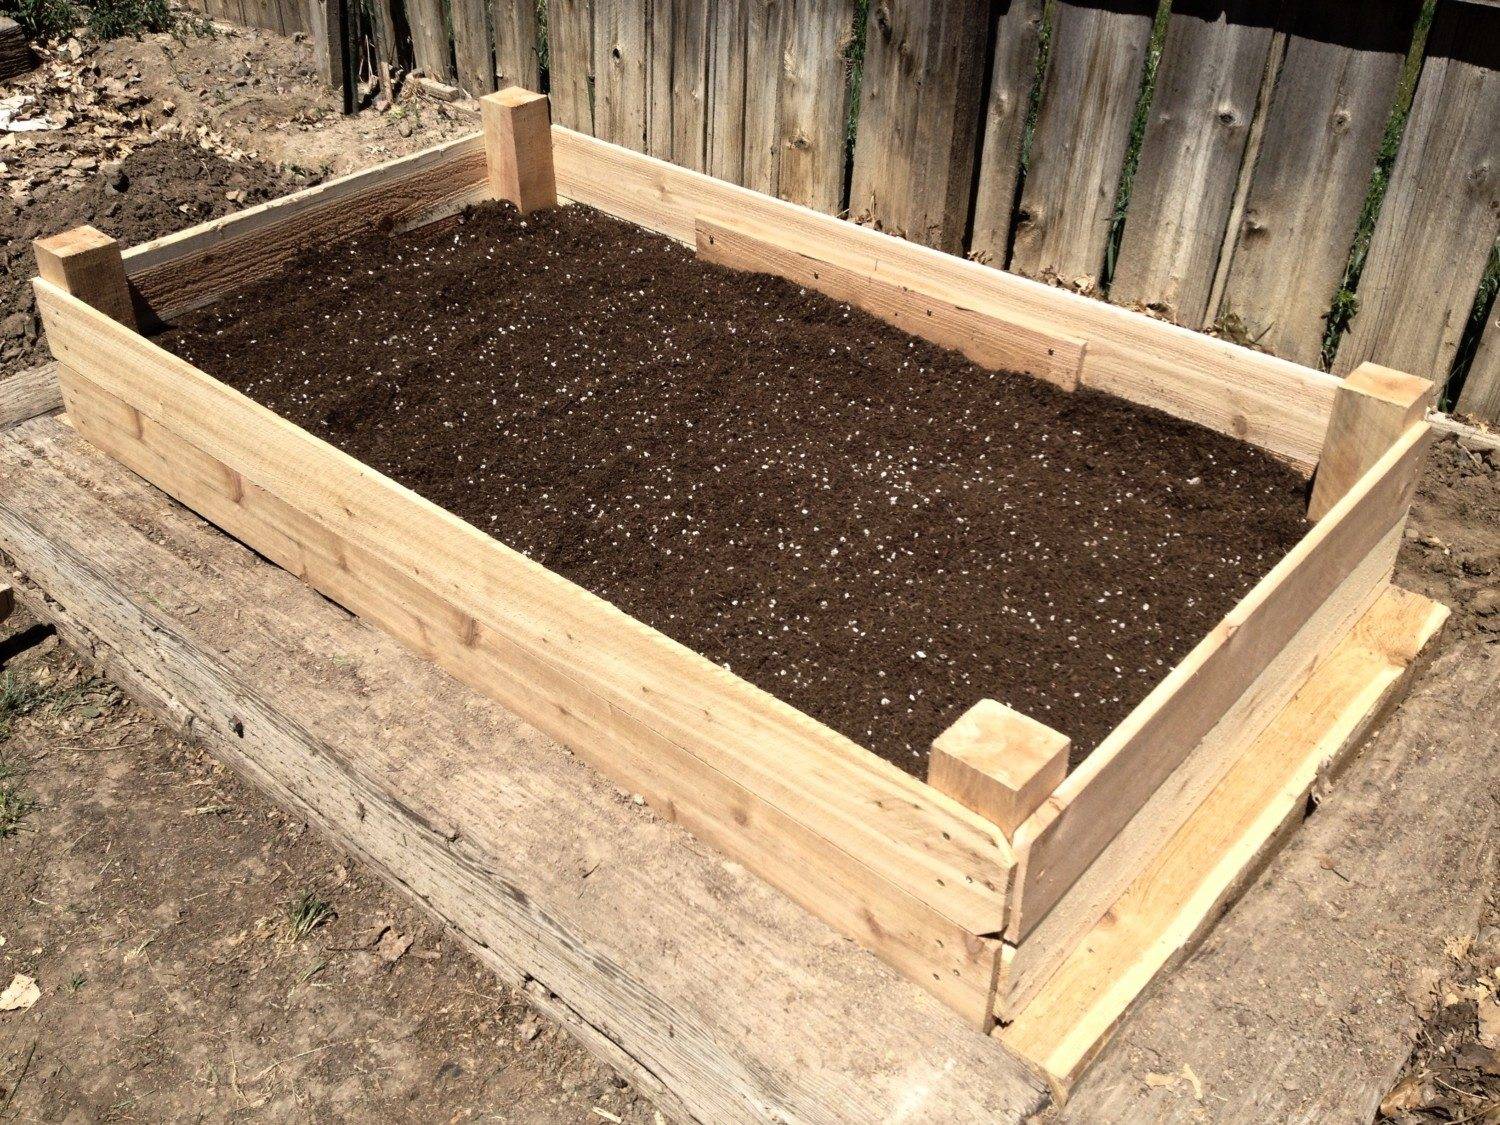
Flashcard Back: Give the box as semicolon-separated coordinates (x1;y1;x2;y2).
968;0;1046;265
774;0;856;213
37;286;1020;1008
1308;363;1434;522
0;364;61;430
481;88;557;213
705;0;748;183
848;0;990;251
405;0;452;80
0;415;1052;1124
120;135;488;319
741;0;788;195
1455;280;1500;422
1004;423;1430;990
1003;586;1449;1085
33;226;137;328
669;0;710;171
1010;0;1156;287
930;700;1070;841
696;216;1087;391
1332;1;1500;383
554;127;1342;469
593;0;649;149
1217;1;1421;365
491;0;540;89
1109;0;1278;325
452;0;494;95
1059;630;1493;1122
545;0;594;132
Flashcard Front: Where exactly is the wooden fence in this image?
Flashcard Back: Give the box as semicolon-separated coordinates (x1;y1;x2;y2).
208;0;1500;424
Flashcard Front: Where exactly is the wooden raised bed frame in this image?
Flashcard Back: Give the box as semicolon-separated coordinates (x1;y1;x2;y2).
32;92;1446;1086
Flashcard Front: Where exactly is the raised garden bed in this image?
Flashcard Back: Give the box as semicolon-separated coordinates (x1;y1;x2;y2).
30;89;1447;1086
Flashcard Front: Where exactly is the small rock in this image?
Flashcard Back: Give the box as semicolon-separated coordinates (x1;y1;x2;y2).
519;1016;541;1041
1472;588;1500;617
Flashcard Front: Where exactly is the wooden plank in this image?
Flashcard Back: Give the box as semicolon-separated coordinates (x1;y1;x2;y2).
1002;585;1450;1084
0;17;36;83
33;226;137;329
594;0;649;149
706;0;748;184
0;415;1052;1124
452;0;494;95
58;370;1009;1028
930;700;1070;842
696;216;1087;391
775;0;855;214
545;0;594;133
481;88;557;213
847;0;990;251
1003;422;1431;1006
1109;0;1278;325
491;0;540;89
1455;279;1500;423
406;0;452;81
1308;362;1434;522
120;135;488;319
35;284;1018;988
1217;1;1422;365
645;0;674;161
668;0;710;171
1010;0;1156;288
554;127;1342;469
0;364;61;431
968;0;1045;266
1333;1;1500;382
741;0;787;196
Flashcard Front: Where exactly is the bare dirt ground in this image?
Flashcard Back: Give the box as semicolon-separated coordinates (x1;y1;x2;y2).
0;14;1495;1124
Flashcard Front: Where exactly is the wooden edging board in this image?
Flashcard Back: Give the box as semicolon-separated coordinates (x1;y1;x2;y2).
35;278;1014;1027
30;119;1431;1048
998;421;1430;1015
0;415;1053;1125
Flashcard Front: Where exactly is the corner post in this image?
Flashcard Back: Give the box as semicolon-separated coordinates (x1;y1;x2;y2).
1309;362;1434;522
480;88;557;214
33;226;137;330
929;700;1070;841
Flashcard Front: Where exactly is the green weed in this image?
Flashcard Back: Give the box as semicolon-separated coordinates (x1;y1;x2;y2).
286;890;335;941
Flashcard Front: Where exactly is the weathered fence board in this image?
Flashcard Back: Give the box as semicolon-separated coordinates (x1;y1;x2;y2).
969;0;1046;265
706;0;748;183
1109;0;1277;325
668;0;711;171
740;0;786;196
406;0;451;80
493;0;540;89
849;0;990;251
1217;2;1421;365
776;0;856;214
547;0;595;133
453;0;493;95
1333;1;1500;381
1455;278;1500;420
594;0;649;149
1010;0;1156;287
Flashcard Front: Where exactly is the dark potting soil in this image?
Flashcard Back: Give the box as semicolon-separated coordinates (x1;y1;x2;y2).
161;202;1309;775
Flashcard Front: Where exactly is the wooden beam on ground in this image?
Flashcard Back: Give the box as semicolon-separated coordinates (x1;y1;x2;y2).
1001;585;1449;1083
1058;620;1491;1120
1309;363;1435;522
0;415;1051;1123
0;363;62;431
33;226;137;329
480;88;557;213
930;700;1070;841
